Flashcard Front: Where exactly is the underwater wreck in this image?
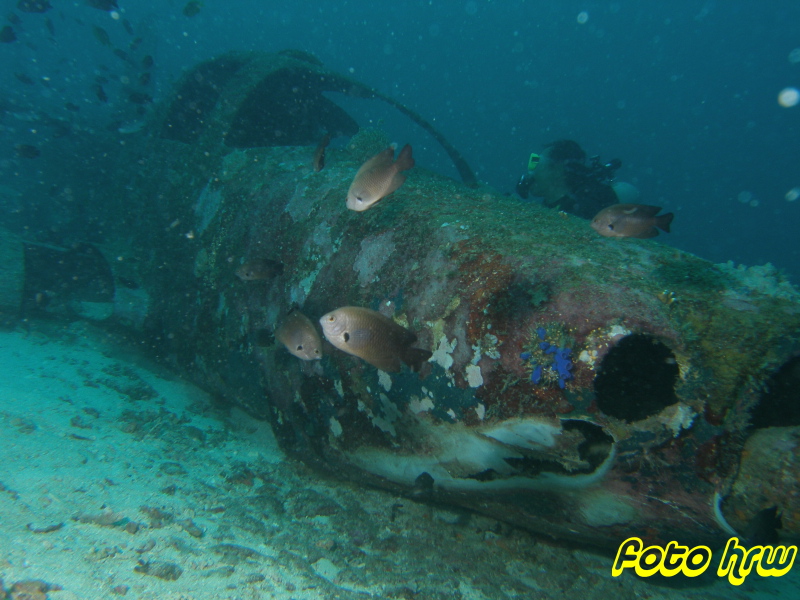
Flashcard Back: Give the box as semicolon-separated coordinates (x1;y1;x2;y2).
9;51;800;551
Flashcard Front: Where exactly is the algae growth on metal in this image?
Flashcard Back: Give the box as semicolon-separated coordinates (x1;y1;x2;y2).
67;51;800;551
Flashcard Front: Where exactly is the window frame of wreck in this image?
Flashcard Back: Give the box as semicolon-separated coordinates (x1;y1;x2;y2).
593;333;680;423
224;67;358;148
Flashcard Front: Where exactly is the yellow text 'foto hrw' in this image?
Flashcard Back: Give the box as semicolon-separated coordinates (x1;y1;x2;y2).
612;537;797;585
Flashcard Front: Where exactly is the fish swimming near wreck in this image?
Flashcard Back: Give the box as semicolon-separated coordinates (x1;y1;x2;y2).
17;0;51;13
313;132;330;172
15;144;40;159
346;144;414;211
14;73;35;85
235;258;284;281
92;25;112;47
275;310;323;361
1;25;17;43
183;1;203;18
93;83;108;103
591;203;674;239
320;306;431;372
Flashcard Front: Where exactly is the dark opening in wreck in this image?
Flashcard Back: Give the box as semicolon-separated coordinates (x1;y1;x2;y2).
25;49;796;550
748;355;800;428
593;333;680;422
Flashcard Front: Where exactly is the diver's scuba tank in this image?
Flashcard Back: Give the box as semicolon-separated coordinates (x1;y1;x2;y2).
611;180;640;203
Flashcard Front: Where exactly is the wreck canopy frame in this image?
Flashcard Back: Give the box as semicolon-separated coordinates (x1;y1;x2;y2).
158;50;477;186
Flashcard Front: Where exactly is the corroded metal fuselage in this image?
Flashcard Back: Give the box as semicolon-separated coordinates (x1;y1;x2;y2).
112;135;800;550
75;52;800;551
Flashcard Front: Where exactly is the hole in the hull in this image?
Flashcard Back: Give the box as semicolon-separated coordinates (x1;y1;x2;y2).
562;419;614;470
749;356;800;428
465;420;614;481
594;333;679;422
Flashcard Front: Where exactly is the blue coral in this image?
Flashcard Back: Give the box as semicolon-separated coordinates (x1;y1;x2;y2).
551;347;573;388
521;327;574;389
553;347;573;378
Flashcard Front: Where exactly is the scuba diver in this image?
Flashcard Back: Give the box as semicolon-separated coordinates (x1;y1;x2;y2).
516;139;633;219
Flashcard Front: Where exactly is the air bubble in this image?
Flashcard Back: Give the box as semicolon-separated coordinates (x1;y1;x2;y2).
778;87;799;107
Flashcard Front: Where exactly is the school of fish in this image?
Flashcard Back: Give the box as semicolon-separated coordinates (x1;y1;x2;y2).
237;131;677;369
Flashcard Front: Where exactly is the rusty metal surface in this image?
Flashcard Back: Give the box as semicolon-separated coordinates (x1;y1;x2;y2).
102;128;800;550
64;52;800;551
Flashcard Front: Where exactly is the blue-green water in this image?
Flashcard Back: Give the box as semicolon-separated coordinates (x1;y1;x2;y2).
2;1;798;281
1;2;799;597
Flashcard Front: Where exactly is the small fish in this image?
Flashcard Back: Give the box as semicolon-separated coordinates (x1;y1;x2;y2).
14;72;34;85
64;102;80;112
139;71;151;87
15;144;40;159
129;37;143;52
320;306;432;372
346;144;414;211
591;204;674;239
92;25;111;47
7;13;22;25
113;48;133;64
93;83;108;103
122;18;134;36
275;310;323;361
235;258;284;281
44;16;55;37
0;25;16;43
183;1;203;18
85;0;119;12
17;0;51;14
141;54;154;69
313;132;330;172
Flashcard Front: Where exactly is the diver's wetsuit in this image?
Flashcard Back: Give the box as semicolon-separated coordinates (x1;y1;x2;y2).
516;150;621;220
554;165;619;219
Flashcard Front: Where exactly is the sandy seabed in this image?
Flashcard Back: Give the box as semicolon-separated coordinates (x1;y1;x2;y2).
0;319;797;600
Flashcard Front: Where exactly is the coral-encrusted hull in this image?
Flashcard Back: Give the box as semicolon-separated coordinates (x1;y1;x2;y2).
91;80;800;548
